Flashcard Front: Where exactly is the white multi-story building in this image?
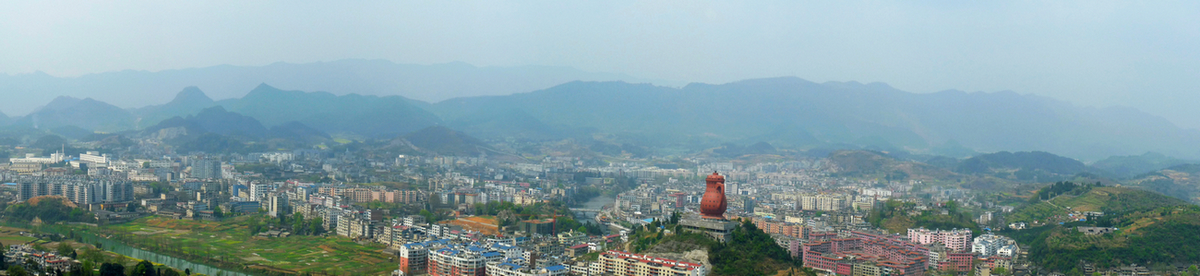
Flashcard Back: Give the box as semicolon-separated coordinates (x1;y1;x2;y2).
10;152;66;164
908;228;973;252
598;250;706;276
972;233;1018;257
250;183;271;201
79;151;107;163
800;195;848;211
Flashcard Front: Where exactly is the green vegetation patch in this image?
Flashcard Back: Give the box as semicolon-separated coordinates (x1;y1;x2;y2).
1006;205;1200;272
868;200;981;234
87;216;396;275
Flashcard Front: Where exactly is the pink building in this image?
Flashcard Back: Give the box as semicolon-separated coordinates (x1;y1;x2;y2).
907;228;972;252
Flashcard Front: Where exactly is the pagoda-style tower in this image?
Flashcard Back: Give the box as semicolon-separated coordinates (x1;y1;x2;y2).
700;172;727;219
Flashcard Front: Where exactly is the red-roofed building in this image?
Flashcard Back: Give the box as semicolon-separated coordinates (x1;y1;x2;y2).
802;232;927;276
567;244;590;258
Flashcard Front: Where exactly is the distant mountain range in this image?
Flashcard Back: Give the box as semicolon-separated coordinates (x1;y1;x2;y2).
430;78;1200;160
0;59;658;116
1;75;1198;163
1090;152;1198;178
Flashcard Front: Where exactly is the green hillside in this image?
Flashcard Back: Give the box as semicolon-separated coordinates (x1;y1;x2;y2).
1007;184;1188;225
1006;205;1200;272
1003;184;1197;272
1128;164;1200;204
631;218;810;276
867;200;981;235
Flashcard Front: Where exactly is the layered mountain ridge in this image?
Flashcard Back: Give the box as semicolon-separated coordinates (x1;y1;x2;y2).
0;77;1197;163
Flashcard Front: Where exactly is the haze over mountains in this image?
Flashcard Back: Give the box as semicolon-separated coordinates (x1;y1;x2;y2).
433;78;1200;161
1;62;1198;164
0;59;657;115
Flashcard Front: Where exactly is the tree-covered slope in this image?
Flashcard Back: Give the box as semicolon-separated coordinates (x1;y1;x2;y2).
1007;205;1200;272
1127;164;1200;204
1008;184;1187;225
867;200;982;235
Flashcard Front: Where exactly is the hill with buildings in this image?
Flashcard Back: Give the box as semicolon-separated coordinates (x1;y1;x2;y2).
630;219;808;276
867;199;982;235
1007;204;1200;272
1007;183;1188;225
1001;182;1200;272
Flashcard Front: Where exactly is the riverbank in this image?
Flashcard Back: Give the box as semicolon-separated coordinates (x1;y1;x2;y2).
0;224;201;276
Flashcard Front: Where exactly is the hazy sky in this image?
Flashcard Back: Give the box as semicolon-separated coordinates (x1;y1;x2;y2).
2;1;1198;128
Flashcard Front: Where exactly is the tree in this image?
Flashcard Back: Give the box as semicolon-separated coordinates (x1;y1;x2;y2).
420;209;435;223
992;267;1008;276
99;263;125;276
310;217;324;235
131;260;157;276
184;268;190;275
58;242;75;256
7;265;29;276
82;261;95;276
292;213;307;235
1188;265;1199;276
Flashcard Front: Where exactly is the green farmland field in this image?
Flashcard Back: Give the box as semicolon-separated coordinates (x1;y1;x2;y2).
91;216;396;275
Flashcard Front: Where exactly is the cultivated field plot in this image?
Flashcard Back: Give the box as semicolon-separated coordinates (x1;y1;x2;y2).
0;226;39;245
105;216;396;275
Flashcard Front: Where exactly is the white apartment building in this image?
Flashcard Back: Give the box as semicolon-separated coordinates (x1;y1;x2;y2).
908;228;973;252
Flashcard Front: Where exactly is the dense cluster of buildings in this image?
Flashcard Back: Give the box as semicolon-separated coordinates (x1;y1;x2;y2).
801;231;929;276
398;239;574;276
14;175;134;204
596;250;705;276
5;244;82;273
0;127;1054;276
908;228;973;252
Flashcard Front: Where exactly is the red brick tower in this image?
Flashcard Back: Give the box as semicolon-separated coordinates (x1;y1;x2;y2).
700;172;727;219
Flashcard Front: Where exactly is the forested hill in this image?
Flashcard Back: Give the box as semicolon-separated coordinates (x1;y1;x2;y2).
1008;183;1188;224
1003;182;1199;272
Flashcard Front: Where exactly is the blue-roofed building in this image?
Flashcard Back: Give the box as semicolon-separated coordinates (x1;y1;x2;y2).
486;257;569;276
428;243;504;276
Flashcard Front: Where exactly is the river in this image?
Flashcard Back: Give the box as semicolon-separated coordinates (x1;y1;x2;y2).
575;196;614;227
